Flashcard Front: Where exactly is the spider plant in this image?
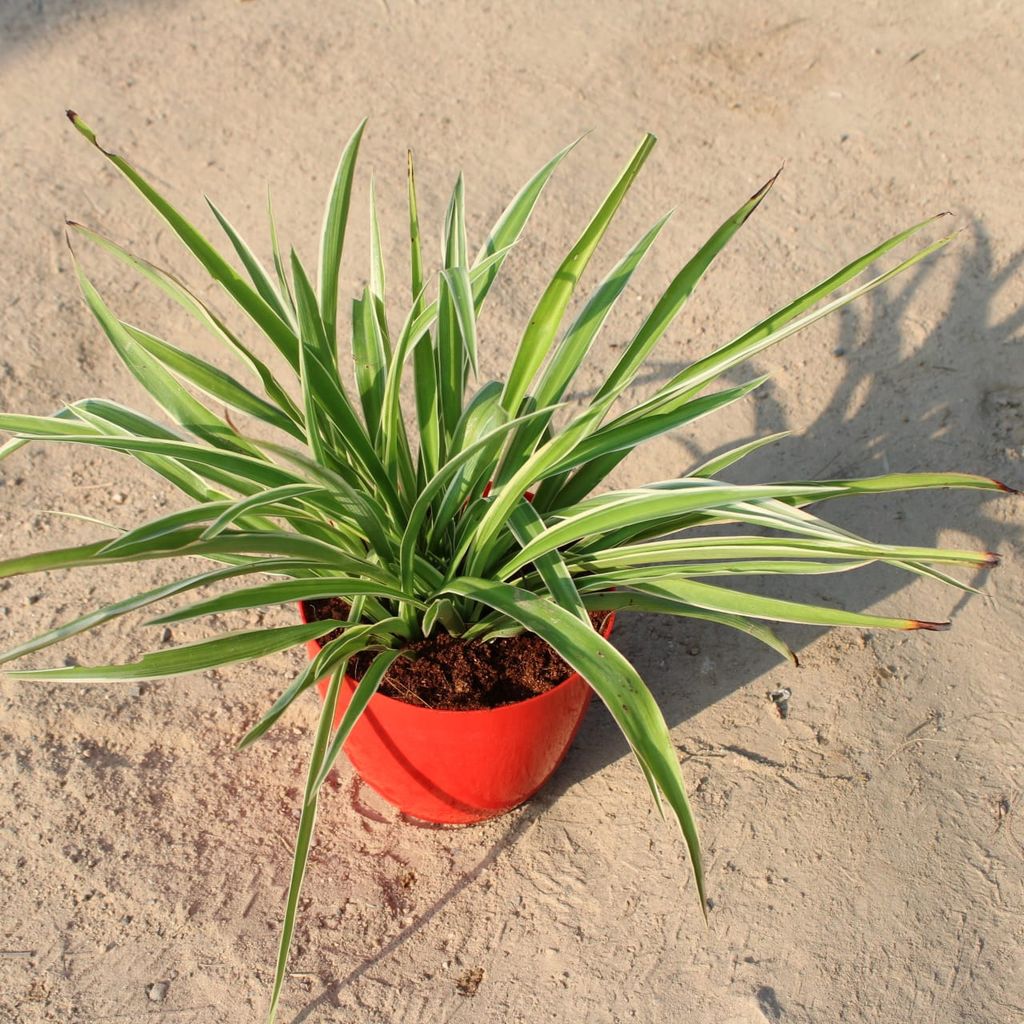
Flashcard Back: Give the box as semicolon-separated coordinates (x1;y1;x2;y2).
0;113;1010;1021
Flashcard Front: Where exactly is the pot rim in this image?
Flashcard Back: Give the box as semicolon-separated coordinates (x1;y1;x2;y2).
298;599;615;718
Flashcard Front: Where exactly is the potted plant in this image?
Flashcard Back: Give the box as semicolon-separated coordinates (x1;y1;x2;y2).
0;113;1012;1021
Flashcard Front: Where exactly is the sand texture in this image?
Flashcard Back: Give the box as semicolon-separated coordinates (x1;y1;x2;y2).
1;2;1023;1021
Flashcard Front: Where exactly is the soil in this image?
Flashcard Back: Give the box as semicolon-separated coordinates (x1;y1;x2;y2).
303;597;610;710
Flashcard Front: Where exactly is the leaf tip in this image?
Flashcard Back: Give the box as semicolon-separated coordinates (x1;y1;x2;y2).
908;619;951;632
742;166;782;219
66;109;97;145
993;478;1020;495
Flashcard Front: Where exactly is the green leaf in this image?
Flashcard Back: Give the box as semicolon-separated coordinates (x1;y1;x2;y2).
590;561;874;580
0;539;123;581
628;577;949;631
8;621;347;682
354;287;388;439
399;403;556;590
581;589;797;664
406;151;425;314
267;663;341;1024
238;619;406;748
441;577;705;915
206;196;295;324
74;400;248;504
368;176;390;351
422;598;465;637
471;135;583;309
256;441;401;561
436;175;469;443
777;471;1012;503
123;324;303;441
3;403;225;506
508;500;589;622
148;577;419;625
201;484;324;539
293;252;342;473
464;395;619;576
380;246;514;464
442;265;479;378
570;535;997;570
97;503;234;557
0;421;304;494
426;382;506;537
497;484;833;579
291;260;406;517
75;262;267;459
0;560;301;664
501;133;658;415
535;212;672;411
551;377;769;505
67;111;301;371
266;186;297;320
318;119;367;345
68;221;303;424
690;432;791;478
594;171;778;404
653;218;955;402
310;648;404;795
407;151;440;479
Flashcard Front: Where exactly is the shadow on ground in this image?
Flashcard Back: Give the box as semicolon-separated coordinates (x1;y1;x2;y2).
0;0;169;67
564;220;1023;778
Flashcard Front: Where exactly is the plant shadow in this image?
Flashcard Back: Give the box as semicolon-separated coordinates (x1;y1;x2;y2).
294;221;1023;1019
553;218;1022;798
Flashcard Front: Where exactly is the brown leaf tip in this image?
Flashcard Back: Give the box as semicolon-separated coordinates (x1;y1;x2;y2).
993;479;1021;495
909;620;951;632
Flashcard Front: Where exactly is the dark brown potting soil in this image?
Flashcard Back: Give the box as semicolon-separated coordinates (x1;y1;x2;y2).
303;596;609;711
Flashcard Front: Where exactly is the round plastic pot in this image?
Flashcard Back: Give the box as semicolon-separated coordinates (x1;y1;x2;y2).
299;601;615;825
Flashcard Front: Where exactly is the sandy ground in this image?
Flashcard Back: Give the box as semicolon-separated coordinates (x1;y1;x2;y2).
1;1;1023;1021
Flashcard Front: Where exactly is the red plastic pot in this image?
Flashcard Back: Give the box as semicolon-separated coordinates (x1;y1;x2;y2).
299;601;615;825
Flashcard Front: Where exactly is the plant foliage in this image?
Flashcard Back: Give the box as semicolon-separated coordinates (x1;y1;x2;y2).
0;115;1011;1021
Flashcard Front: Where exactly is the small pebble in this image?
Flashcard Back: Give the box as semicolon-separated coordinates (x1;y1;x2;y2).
160;627;173;644
768;687;792;719
455;967;483;996
146;981;168;1003
112;492;127;505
